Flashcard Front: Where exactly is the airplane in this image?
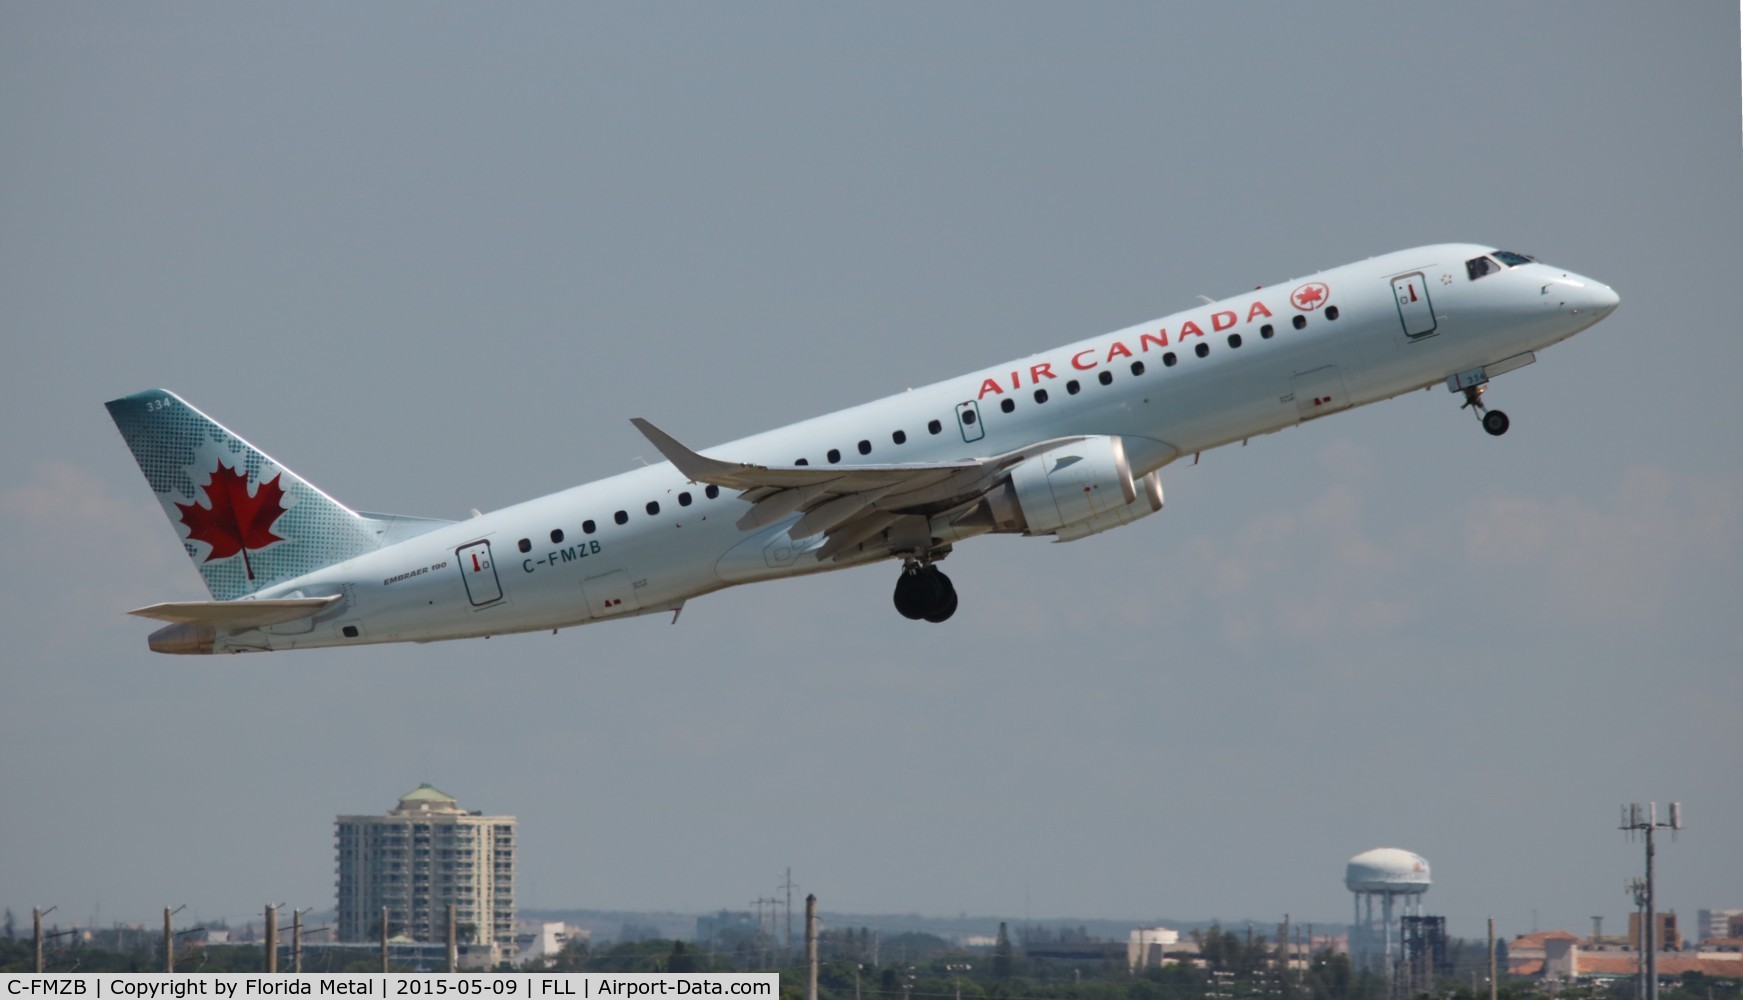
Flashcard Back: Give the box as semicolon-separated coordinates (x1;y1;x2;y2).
107;243;1618;653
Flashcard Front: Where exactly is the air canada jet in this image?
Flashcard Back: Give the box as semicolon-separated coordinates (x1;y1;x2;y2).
108;244;1618;653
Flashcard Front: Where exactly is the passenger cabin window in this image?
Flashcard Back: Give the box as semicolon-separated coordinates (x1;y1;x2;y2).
1163;352;1178;367
705;484;720;499
1261;323;1275;339
550;529;564;543
583;519;596;534
1466;256;1502;281
1228;333;1242;348
927;419;942;435
646;501;660;516
678;492;692;507
1325;305;1340;321
827;448;841;464
1292;314;1307;330
1067;379;1081;394
795;457;808;465
1098;370;1113;386
960;410;976;426
858;439;871;455
518;538;531;553
1033;388;1049;403
892;429;907;444
1130;361;1145;376
614;510;628;525
1000;398;1015;413
1195;342;1210;358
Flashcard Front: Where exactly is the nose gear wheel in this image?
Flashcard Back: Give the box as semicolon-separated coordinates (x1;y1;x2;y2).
1460;384;1510;437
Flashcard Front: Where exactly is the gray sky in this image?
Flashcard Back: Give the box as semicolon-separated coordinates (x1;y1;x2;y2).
3;2;1739;943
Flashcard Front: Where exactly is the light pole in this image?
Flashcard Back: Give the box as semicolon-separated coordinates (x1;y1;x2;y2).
34;906;57;973
946;962;972;1000
293;909;315;974
165;905;186;973
265;903;287;973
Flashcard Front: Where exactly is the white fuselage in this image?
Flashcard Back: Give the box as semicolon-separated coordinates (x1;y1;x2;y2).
236;244;1616;651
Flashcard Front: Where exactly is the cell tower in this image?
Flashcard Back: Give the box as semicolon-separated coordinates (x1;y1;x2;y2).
1621;802;1682;1000
1345;848;1431;980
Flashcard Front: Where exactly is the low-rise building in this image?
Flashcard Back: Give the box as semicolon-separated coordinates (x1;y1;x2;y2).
1128;927;1180;970
516;923;586;967
1541;937;1740;984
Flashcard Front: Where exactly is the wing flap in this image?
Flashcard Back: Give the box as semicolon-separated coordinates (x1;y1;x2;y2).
790;485;897;540
128;595;342;628
814;512;900;562
736;478;844;531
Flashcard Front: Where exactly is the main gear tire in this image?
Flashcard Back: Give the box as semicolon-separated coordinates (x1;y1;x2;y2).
893;567;939;620
922;570;958;623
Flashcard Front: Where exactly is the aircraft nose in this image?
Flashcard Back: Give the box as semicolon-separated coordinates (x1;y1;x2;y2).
1542;272;1618;318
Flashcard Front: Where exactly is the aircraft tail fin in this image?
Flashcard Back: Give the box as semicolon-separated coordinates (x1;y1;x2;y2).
105;389;387;601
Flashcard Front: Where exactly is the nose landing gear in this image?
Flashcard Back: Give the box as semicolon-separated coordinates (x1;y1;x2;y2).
893;561;958;623
1460;384;1510;436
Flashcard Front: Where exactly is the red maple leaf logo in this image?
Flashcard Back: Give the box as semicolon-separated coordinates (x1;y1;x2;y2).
1291;283;1328;310
176;463;289;581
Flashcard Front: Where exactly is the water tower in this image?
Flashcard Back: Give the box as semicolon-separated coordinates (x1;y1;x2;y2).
1345;848;1431;974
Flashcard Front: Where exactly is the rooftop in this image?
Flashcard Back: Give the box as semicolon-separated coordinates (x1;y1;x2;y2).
391;783;465;815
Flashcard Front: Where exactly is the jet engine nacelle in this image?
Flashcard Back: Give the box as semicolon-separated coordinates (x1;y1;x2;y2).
981;435;1164;540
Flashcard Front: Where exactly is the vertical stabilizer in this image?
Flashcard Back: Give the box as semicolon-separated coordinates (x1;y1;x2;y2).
106;389;381;600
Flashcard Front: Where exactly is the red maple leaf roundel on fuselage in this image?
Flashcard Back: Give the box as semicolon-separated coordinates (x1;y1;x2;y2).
175;463;289;581
1291;282;1329;311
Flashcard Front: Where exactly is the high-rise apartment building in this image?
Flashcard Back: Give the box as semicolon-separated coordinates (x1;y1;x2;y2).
335;785;516;956
1697;909;1743;943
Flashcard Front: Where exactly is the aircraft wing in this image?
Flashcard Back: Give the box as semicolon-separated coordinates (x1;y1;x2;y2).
128;595;342;628
632;418;1081;560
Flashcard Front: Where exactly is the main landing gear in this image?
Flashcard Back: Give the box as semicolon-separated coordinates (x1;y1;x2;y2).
893;561;958;623
1460;384;1511;437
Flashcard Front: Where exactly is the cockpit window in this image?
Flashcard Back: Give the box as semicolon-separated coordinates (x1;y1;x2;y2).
1466;256;1502;281
1493;250;1535;266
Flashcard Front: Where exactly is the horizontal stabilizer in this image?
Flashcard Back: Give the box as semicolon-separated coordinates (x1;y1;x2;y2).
128;595;342;629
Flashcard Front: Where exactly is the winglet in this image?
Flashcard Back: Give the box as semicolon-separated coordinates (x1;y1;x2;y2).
630;418;756;483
